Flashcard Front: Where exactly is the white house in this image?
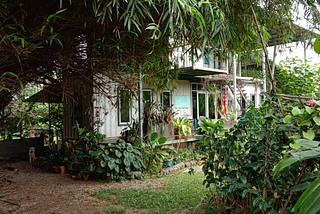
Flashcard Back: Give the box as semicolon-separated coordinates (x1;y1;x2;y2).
93;50;265;140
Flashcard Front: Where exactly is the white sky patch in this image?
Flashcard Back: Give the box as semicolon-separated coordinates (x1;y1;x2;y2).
267;3;320;65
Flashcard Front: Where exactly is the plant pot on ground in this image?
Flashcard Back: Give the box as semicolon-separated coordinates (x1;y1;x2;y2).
53;166;60;174
83;174;89;181
173;157;180;165
163;159;173;168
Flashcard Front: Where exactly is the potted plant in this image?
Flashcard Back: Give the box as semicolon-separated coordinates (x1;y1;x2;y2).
64;156;75;171
120;119;140;143
163;153;173;168
41;147;63;173
79;171;90;181
173;117;192;139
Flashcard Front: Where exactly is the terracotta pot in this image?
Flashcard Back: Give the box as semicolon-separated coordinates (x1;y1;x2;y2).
53;166;60;174
83;175;89;181
67;164;73;170
60;166;65;174
174;134;183;140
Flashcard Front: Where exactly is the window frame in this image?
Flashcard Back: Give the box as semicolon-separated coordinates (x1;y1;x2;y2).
161;90;172;108
143;89;153;103
118;90;132;126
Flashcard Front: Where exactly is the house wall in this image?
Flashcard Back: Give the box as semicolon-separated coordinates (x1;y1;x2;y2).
94;91;139;140
226;82;262;113
94;80;192;139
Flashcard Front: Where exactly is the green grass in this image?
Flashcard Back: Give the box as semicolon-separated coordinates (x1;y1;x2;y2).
102;206;126;214
94;171;206;214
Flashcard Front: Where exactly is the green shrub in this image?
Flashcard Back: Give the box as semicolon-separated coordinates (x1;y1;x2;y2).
199;99;304;213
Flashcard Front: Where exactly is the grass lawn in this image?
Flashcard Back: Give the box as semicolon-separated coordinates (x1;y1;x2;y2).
93;170;207;214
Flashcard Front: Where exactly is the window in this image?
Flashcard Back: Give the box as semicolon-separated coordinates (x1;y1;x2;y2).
161;91;171;108
143;89;152;103
118;90;131;125
191;83;217;119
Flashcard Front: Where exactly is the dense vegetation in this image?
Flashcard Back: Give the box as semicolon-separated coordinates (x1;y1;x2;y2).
1;0;319;125
197;59;320;213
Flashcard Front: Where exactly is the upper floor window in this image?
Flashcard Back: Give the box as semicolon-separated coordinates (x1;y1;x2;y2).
203;49;221;69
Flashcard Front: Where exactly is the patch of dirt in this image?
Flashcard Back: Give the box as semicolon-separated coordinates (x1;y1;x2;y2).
0;161;162;214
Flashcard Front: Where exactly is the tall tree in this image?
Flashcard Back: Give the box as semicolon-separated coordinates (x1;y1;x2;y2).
0;0;319;122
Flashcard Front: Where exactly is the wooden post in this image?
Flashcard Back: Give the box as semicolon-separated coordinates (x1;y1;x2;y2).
139;67;143;141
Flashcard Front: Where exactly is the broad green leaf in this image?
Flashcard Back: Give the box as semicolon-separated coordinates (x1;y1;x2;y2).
292;107;303;116
123;151;129;157
301;172;320;182
108;160;115;170
124;157;130;166
289;134;301;139
151;132;158;141
244;162;259;170
287;182;310;194
293;177;320;213
290;143;301;150
315;100;320;106
240;175;247;184
291;149;320;160
132;160;141;169
303;130;315;140
88;163;96;172
283;115;293;123
273;156;298;172
295;139;320;148
314;35;320;54
115;149;122;158
158;136;168;144
305;106;314;114
114;165;119;173
100;160;106;168
127;145;133;152
276;124;298;131
302;121;313;127
125;166;131;172
313;116;320;126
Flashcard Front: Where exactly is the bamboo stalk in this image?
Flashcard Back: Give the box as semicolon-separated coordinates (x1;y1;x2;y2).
250;5;276;91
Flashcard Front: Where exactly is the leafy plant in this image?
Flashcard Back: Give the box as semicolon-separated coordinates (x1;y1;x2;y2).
120;118;140;144
41;145;64;169
274;100;320;214
221;108;238;124
199;98;308;213
142;132;176;175
173;117;192;137
275;58;320;97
